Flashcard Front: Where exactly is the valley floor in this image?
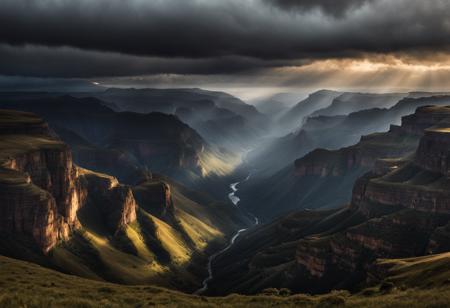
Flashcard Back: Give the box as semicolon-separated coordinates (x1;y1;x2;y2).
1;255;450;307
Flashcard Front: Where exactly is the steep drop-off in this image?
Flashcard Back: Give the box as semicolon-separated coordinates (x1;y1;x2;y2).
0;109;250;292
206;105;450;295
0;95;240;199
240;105;450;220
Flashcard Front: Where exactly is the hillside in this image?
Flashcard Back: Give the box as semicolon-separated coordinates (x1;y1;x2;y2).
2;254;450;307
278;90;342;134
310;92;406;117
250;95;450;178
206;107;450;295
75;88;268;152
0;109;250;292
0;95;240;199
240;105;450;220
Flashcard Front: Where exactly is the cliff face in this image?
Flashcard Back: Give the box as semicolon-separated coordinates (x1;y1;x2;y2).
0;110;84;253
352;125;450;216
239;105;450;221
0;110;137;253
80;170;137;232
0;110;251;292
0;96;238;191
4;145;85;227
415;129;450;175
132;181;174;218
294;105;450;178
207;105;450;296
293;109;450;290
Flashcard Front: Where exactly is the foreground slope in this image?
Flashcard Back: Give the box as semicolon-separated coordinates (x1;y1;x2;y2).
1;254;450;307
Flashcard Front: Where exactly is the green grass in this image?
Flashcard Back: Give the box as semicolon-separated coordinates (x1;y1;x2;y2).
1;255;450;307
376;252;450;288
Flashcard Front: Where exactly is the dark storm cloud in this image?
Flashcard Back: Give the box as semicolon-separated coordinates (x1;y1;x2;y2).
264;0;370;16
0;44;302;78
1;0;450;78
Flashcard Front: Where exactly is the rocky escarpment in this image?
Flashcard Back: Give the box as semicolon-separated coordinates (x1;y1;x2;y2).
352;125;450;216
415;128;450;175
293;113;450;289
79;170;137;233
0;110;85;253
238;106;450;220
294;106;450;178
0;109;250;292
0;110;137;253
207;105;450;295
132;180;174;218
0;96;239;197
293;208;450;292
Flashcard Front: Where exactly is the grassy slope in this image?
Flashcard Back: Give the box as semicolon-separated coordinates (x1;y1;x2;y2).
376;252;450;288
1;255;450;307
46;175;249;291
0;109;248;292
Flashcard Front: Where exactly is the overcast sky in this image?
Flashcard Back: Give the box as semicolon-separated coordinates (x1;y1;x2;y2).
2;0;450;98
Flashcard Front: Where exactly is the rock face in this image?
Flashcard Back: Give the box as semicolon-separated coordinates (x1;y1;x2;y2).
80;170;137;233
416;129;450;175
239;106;450;221
352;123;450;216
294;106;450;178
206;105;450;296
0;110;84;253
132;181;174;217
0;110;137;253
0;96;238;193
0;109;251;292
293;109;450;290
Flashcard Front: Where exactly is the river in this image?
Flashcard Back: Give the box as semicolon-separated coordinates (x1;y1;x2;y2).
195;174;258;294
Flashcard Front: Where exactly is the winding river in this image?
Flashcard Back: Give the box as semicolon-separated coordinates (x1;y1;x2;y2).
195;175;258;294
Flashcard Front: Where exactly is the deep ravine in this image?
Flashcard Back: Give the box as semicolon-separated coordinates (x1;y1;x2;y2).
195;174;258;294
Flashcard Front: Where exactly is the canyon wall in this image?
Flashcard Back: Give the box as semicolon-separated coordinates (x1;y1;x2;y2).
0;110;137;253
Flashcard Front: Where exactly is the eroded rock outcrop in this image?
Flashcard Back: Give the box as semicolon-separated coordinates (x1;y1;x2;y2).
132;181;174;217
0;110;85;252
415;128;450;175
79;170;137;233
294;109;450;287
207;105;450;296
294;106;450;177
0;110;137;253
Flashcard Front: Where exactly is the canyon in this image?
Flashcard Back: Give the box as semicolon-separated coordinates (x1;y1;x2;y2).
203;104;450;295
1;89;450;306
0;108;250;292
